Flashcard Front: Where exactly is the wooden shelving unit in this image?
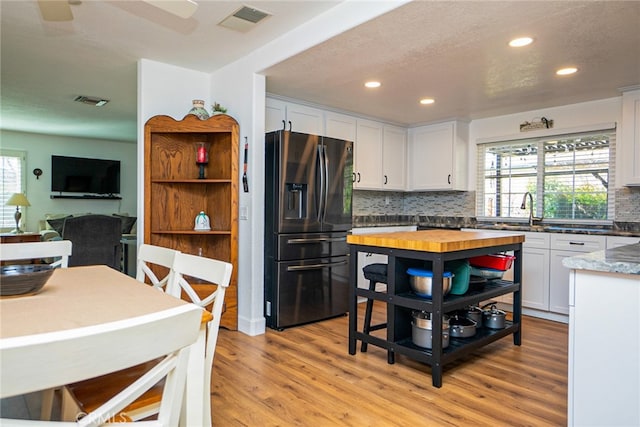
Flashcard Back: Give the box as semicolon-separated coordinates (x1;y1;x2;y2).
348;235;523;387
144;114;238;330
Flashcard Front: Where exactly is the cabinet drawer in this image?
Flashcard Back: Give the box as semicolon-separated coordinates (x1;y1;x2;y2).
522;232;550;249
550;233;605;252
606;235;640;249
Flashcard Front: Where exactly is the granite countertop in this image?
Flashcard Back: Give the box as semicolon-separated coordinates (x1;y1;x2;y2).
562;243;640;275
352;215;640;237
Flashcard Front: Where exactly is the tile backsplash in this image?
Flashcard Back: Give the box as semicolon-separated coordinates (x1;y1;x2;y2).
354;187;640;222
615;187;640;222
353;190;475;217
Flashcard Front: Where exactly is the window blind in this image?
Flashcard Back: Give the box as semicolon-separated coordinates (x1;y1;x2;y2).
1;150;26;229
476;128;615;222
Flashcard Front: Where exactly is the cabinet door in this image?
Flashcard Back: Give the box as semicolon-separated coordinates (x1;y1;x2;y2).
286;104;324;135
549;249;579;315
325;112;356;142
265;99;324;135
266;98;286;132
408;122;469;191
354;119;383;189
521;247;550;310
621;89;640;185
382;125;407;190
550;234;605;315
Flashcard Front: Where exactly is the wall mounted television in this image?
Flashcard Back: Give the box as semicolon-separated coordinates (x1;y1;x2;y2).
51;155;121;198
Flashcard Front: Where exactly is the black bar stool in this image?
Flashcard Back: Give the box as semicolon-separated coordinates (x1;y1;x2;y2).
361;263;388;352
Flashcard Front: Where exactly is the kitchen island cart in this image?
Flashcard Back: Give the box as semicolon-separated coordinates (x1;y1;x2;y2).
347;229;524;387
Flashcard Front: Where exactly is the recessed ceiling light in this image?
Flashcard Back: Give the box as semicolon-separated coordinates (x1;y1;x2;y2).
509;37;533;47
556;67;578;76
364;81;381;88
419;98;435;105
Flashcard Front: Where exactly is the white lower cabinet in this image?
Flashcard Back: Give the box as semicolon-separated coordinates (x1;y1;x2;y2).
549;234;606;315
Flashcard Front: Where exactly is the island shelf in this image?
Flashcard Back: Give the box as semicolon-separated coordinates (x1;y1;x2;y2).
347;229;524;387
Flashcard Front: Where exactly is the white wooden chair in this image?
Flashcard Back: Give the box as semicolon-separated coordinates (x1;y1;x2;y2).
0;304;203;427
61;253;232;426
165;253;232;427
0;240;72;268
135;244;180;291
1;240;73;421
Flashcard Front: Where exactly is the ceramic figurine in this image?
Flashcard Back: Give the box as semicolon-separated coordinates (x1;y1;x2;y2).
194;211;211;231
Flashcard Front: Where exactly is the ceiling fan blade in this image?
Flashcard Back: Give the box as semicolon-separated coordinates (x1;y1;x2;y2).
142;0;198;19
37;0;73;21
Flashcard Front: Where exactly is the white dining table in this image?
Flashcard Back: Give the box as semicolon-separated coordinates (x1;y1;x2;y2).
0;265;205;424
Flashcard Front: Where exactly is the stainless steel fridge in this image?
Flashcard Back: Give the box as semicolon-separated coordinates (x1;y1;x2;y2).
264;130;353;329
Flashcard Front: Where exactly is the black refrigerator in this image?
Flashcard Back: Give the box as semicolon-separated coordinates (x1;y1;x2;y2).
264;130;353;329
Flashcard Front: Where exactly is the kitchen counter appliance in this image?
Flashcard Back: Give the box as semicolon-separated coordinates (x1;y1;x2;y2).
264;130;353;329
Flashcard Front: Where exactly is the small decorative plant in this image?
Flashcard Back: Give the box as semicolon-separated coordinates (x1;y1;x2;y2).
212;102;227;114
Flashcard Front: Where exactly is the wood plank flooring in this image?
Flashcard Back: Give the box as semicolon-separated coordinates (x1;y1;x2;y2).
211;306;568;426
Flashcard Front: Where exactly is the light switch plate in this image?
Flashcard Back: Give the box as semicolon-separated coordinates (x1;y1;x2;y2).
240;206;248;220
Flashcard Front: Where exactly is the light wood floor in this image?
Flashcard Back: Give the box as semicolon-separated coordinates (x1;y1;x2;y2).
211;305;568;426
0;305;568;425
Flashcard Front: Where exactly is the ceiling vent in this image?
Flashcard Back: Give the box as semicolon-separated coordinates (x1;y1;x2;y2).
219;6;270;33
74;95;109;107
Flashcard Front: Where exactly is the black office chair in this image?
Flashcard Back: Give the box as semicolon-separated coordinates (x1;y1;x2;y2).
62;215;122;270
361;263;388;352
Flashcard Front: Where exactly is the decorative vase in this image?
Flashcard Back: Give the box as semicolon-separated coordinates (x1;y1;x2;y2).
188;100;210;120
194;211;211;231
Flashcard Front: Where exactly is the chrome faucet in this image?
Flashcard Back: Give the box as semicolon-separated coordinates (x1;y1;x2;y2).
520;192;541;226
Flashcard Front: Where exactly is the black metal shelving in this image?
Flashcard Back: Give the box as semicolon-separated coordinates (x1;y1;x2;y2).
348;240;523;388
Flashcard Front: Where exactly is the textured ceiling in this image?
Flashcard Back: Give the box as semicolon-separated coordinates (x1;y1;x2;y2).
264;1;640;126
1;1;639;142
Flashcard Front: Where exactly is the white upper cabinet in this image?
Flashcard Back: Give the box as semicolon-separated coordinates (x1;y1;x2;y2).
382;124;407;190
354;119;384;189
266;98;406;190
325;111;357;142
265;98;324;135
407;121;469;191
621;89;640;186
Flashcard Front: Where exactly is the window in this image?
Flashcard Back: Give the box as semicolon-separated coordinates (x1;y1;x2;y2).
476;128;615;222
1;150;26;230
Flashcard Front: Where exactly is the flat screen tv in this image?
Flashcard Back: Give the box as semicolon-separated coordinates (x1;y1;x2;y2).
51;155;120;195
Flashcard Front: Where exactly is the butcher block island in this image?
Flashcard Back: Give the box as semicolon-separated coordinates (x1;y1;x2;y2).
347;229;525;387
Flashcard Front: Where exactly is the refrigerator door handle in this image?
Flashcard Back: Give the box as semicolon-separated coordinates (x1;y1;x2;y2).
287;260;348;271
287;237;347;244
317;144;325;221
321;144;329;223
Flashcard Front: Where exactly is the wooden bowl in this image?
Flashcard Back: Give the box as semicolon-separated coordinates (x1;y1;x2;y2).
0;264;54;297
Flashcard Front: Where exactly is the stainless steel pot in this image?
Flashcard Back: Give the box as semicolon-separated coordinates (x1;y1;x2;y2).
411;311;449;349
449;314;477;338
461;305;483;327
481;302;506;329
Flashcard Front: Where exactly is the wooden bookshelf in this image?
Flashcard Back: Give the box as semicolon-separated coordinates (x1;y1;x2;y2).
144;114;238;330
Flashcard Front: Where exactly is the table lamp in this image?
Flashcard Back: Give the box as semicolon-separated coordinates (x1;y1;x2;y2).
6;193;31;234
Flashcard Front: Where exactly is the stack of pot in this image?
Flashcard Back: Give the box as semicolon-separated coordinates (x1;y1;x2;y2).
411;310;449;349
452;302;507;334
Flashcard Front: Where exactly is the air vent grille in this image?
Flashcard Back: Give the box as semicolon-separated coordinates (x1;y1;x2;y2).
233;6;269;23
219;5;270;32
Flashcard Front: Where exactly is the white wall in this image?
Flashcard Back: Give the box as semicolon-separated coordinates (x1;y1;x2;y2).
207;1;410;335
468;97;622;190
1;130;136;232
